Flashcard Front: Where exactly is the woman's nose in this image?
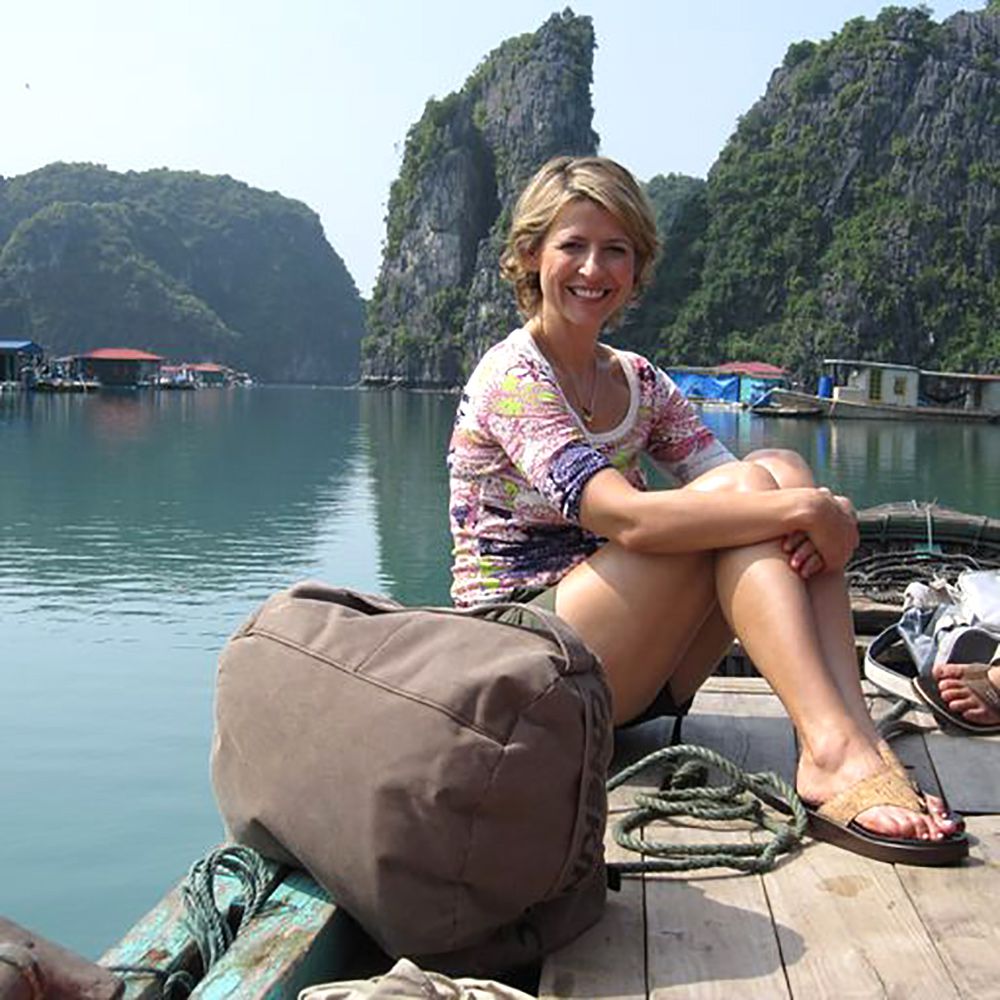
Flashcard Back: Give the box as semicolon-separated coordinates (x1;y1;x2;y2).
579;248;601;276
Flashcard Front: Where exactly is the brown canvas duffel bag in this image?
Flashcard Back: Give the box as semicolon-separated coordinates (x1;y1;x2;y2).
210;581;613;974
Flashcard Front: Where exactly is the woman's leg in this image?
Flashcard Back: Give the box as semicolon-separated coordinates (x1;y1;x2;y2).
556;454;956;840
738;449;953;821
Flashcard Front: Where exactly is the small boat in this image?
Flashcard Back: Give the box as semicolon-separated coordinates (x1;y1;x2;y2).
847;501;1000;635
752;359;1000;423
32;376;100;393
94;501;1000;998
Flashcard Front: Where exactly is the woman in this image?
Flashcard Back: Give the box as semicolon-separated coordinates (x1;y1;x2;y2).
447;155;965;864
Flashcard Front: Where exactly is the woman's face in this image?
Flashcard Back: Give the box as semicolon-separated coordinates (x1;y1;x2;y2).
528;198;636;338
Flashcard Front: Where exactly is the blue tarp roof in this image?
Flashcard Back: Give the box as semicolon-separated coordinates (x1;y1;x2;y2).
668;371;741;402
0;340;43;354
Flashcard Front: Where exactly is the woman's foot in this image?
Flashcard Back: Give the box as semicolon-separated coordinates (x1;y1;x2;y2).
877;738;962;831
797;733;961;841
932;662;1000;727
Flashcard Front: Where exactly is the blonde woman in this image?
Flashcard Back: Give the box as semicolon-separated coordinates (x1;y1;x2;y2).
447;155;965;865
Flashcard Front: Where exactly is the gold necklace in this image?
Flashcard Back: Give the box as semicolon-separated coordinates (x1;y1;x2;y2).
577;354;599;425
530;325;601;425
561;352;599;426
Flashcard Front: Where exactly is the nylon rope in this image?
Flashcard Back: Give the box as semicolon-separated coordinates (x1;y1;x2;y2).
607;744;808;874
105;844;270;999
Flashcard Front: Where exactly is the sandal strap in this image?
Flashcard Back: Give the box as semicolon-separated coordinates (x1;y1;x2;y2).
816;765;925;826
963;664;1000;712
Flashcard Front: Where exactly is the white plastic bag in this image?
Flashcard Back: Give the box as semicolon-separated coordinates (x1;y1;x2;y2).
299;957;536;1000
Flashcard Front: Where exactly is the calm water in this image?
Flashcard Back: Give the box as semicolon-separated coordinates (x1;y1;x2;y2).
1;387;997;958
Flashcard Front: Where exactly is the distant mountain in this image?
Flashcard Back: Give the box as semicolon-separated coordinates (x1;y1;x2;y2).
363;10;598;386
642;4;1000;378
0;164;364;383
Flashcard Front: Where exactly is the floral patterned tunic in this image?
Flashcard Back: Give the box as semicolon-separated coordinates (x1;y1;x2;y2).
448;327;736;606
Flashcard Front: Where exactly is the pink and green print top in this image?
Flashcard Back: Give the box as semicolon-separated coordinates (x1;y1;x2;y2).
448;327;736;606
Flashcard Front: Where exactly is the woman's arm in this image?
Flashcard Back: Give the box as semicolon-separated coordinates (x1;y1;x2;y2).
577;466;859;573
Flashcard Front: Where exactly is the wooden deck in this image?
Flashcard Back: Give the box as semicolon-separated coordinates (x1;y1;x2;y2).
538;676;1000;1000
101;675;1000;999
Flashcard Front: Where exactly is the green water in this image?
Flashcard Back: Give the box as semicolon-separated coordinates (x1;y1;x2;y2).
0;387;996;958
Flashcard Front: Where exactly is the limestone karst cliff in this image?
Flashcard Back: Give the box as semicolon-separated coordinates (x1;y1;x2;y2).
368;4;999;386
652;4;1000;376
363;10;598;386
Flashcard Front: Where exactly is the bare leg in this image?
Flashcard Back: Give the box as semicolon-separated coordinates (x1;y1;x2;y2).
558;454;956;840
744;449;953;822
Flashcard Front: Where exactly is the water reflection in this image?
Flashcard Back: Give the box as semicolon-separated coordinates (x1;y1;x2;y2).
1;389;375;614
1;388;996;960
359;390;457;606
698;409;999;517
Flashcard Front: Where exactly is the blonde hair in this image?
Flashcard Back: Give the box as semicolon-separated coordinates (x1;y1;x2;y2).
499;156;660;323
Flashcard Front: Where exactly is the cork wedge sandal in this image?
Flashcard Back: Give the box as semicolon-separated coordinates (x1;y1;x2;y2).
802;764;968;866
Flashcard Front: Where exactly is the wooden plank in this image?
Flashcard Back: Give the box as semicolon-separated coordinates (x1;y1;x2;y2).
190;871;343;1000
643;692;796;998
99;858;285;1000
868;690;1000;814
538;736;655;1000
924;731;1000;815
763;842;960;998
896;814;1000;998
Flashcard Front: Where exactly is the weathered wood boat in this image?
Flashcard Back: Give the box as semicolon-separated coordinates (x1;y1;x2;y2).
80;501;1000;998
93;679;1000;1000
847;501;1000;635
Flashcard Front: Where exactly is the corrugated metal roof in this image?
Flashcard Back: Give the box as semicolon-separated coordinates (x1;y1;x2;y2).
80;347;164;361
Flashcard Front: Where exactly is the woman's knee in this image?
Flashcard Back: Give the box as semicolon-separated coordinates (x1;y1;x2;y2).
744;448;815;488
688;458;780;495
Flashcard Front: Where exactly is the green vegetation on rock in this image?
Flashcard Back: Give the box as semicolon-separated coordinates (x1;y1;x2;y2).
0;163;364;383
637;4;1000;380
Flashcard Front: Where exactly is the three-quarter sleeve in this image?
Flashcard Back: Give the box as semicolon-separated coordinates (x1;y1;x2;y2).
477;359;612;522
643;363;736;484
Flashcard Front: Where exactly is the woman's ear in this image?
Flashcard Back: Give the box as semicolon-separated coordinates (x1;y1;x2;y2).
519;240;540;272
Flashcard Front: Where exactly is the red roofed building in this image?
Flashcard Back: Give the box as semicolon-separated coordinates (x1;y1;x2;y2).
78;347;164;387
714;361;788;377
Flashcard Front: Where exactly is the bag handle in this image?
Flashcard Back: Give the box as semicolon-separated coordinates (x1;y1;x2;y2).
286;581;599;677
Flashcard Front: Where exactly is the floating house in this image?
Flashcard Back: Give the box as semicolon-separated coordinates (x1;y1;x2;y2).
755;358;1000;422
0;339;44;386
666;362;787;407
77;347;164;387
188;362;229;386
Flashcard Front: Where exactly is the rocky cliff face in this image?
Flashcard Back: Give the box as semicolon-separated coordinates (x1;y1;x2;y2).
661;5;1000;376
364;10;598;387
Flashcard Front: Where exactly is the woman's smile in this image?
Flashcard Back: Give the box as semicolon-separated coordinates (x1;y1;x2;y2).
530;198;636;337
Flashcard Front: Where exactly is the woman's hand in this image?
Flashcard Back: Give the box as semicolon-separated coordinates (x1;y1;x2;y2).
782;531;823;579
794;487;859;574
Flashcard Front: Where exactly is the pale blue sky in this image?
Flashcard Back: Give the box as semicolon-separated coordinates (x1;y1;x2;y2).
4;1;977;297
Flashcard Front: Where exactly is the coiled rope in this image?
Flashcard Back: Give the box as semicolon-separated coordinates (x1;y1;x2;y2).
106;845;270;999
607;744;808;874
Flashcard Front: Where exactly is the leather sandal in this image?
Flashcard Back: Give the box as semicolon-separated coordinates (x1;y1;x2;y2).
912;662;1000;735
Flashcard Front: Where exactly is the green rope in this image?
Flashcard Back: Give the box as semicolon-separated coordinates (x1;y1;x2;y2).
107;845;270;999
607;744;808;874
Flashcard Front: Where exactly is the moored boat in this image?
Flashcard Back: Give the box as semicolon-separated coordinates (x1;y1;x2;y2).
753;359;1000;423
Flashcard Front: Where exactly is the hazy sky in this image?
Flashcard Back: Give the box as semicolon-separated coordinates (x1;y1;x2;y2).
4;1;977;297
